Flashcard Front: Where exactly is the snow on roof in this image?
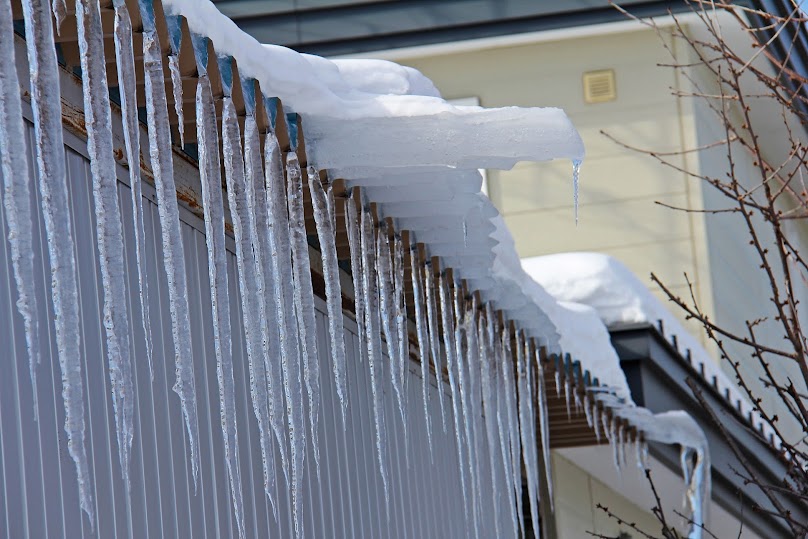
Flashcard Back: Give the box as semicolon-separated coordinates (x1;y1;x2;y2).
522;252;777;446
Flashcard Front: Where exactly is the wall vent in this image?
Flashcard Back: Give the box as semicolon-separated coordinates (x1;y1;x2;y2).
583;69;616;104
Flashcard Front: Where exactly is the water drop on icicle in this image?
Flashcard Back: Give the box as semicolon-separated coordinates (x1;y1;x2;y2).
141;20;199;489
0;0;40;417
573;159;582;225
113;2;153;381
77;0;135;498
286;152;322;481
21;0;92;521
309;166;348;424
196;74;244;538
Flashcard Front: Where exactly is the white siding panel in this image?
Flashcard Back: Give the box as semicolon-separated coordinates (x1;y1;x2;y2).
0;119;511;537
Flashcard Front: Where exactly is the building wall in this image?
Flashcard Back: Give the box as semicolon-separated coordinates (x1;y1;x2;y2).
0;109;506;537
399;25;715;347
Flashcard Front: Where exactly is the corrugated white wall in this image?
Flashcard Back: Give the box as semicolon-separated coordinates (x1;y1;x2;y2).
0;118;512;538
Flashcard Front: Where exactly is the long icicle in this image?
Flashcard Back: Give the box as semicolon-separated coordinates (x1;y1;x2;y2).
454;289;481;539
20;0;92;522
465;297;486;534
245;114;289;489
437;273;471;535
140;5;199;489
392;235;409;398
409;243;434;459
361;204;390;518
424;260;447;431
517;332;540;535
309;166;348;424
501;325;524;539
76;0;135;497
286;151;322;480
345;191;367;366
478;309;501;539
493;317;519;537
264;125;306;539
376;224;407;446
534;345;554;510
221;94;277;520
195;71;244;538
113;0;153;380
0;0;40;415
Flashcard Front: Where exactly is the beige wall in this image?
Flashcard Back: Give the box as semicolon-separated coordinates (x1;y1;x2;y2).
399;26;715;345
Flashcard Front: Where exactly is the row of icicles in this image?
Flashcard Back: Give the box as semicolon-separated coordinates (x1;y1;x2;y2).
0;0;641;537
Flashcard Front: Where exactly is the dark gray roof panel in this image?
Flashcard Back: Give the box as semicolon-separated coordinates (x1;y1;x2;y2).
211;0;684;55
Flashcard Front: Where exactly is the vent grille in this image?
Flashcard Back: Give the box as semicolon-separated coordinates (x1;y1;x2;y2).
583;69;616;104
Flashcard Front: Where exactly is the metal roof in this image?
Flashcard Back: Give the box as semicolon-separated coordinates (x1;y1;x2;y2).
210;0;687;56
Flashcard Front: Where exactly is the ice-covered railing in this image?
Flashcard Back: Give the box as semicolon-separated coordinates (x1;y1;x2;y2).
1;0;710;538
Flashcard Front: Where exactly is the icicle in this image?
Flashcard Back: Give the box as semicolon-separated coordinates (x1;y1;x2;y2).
583;393;592;427
360;204;390;516
345;192;367;367
392;234;410;432
0;0;40;415
491;313;519;536
76;0;135;497
309;166;348;424
438;273;472;533
21;0;92;521
609;417;621;472
516;331;540;536
50;0;65;32
264;125;306;539
113;1;153;381
163;15;185;149
464;297;485;536
243;108;289;489
501;325;524;539
478;311;502;539
534;345;553;510
424;260;447;431
286;151;322;480
195;66;244;538
140;6;200;489
593;402;602;442
376;224;407;446
554;369;561;397
221;94;277;520
573;159;581;225
409;244;434;458
564;374;572;420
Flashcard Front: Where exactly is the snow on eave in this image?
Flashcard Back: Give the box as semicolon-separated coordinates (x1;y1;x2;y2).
522;252;781;450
